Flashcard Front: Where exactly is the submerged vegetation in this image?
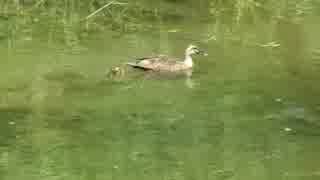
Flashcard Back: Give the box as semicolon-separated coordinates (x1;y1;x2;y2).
0;0;318;43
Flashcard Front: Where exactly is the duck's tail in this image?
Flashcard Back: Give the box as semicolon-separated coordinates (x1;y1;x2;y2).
126;62;138;67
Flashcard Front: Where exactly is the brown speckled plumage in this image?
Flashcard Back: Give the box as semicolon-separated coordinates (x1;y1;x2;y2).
127;45;205;72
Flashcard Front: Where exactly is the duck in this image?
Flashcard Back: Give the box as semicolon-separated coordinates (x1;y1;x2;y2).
126;45;206;72
105;66;125;80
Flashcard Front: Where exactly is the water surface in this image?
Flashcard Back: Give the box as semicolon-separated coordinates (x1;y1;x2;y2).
1;0;320;180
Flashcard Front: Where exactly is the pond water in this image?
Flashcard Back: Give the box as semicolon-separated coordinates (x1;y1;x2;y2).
1;0;320;180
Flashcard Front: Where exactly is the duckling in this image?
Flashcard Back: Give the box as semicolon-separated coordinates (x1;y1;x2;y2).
106;66;125;79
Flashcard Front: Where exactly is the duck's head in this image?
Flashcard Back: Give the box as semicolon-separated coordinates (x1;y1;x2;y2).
111;67;121;74
185;44;207;56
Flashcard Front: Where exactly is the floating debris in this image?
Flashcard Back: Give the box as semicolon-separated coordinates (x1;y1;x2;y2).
311;48;320;55
259;41;281;48
167;29;180;33
284;127;292;132
205;35;217;42
23;36;32;41
264;114;280;120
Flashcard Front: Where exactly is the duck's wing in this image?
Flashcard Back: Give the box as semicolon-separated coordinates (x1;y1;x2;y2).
135;54;166;61
127;55;169;70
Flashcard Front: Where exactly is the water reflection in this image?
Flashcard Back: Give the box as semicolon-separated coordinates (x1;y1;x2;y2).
129;68;195;88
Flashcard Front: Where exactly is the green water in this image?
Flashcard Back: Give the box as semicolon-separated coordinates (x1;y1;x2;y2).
1;0;320;179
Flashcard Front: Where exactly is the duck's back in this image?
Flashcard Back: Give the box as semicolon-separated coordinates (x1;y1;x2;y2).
129;55;188;71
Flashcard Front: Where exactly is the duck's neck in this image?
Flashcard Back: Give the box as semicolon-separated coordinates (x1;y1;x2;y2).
184;54;193;67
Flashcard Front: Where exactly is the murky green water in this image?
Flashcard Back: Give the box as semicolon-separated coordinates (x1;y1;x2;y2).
1;0;320;180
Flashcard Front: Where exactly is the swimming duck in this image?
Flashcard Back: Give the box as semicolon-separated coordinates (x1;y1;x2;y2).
105;66;125;80
126;45;206;72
